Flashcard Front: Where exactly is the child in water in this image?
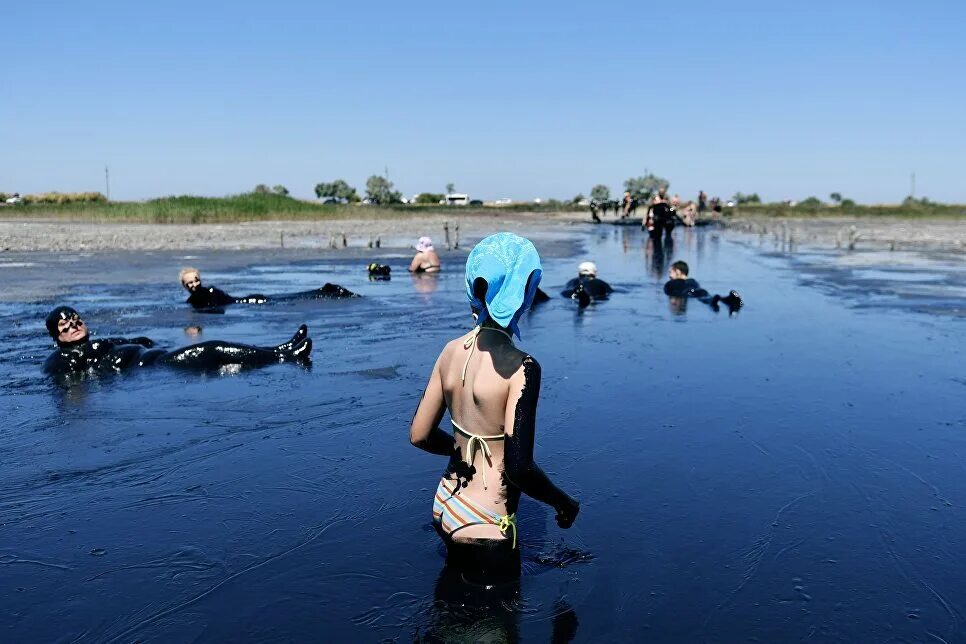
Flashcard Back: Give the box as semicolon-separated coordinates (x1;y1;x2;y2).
409;232;579;583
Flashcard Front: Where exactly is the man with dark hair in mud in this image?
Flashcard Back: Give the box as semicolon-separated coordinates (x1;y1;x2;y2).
42;306;311;377
663;261;743;314
179;267;355;312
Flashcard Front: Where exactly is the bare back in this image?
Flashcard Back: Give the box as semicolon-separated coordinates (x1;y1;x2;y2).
436;329;526;539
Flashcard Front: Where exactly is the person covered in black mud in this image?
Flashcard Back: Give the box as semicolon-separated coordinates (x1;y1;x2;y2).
663;261;743;314
179;267;355;311
644;193;678;241
42;306;311;377
561;261;613;307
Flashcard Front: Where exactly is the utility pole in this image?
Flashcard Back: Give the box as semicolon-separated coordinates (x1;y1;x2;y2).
105;165;111;201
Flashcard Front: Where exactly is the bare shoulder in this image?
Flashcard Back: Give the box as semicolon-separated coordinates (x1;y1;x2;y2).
504;348;540;383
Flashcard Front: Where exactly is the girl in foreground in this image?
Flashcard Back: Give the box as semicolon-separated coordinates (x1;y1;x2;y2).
409;232;579;583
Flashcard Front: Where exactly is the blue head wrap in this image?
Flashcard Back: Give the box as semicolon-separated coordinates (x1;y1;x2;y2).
465;232;542;338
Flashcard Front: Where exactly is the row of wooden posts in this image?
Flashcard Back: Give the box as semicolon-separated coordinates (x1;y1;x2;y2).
279;222;461;250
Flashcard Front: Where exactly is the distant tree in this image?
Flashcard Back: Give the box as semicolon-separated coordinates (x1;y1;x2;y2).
902;195;932;207
253;184;270;194
571;193;586;205
829;192;842;203
590;184;610;202
840;198;856;208
796;196;823;208
366;175;402;205
415;192;444;204
624;173;668;201
445;182;455;195
314;179;359;203
272;185;289;196
733;192;761;204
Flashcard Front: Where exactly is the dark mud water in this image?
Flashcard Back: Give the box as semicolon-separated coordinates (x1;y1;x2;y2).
1;226;963;642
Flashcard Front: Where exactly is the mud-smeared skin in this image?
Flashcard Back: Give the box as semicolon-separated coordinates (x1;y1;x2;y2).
187;283;356;311
43;325;311;376
502;357;579;528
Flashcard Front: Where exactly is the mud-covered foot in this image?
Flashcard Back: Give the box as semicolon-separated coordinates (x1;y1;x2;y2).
277;336;312;363
722;290;743;313
277;324;308;352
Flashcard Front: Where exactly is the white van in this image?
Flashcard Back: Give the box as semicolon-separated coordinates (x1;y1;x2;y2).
444;193;469;206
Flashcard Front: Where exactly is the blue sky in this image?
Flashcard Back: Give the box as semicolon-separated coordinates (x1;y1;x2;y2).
2;1;964;203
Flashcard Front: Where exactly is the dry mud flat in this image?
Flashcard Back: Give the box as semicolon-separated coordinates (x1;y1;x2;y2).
0;212;579;253
726;216;966;252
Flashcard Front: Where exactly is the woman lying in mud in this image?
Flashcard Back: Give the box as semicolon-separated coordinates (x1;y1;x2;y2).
179;267;355;311
42;306;311;376
409;232;579;584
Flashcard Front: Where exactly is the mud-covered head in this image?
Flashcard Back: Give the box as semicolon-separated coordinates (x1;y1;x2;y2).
46;306;88;346
465;232;542;339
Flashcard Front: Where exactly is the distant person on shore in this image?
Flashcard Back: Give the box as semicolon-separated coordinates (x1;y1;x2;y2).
179;267;355;311
698;191;707;213
409;237;441;273
621;191;636;219
409;232;579;584
589;200;602;223
680;201;697;226
42;306;311;377
663;261;743;314
561;261;613;307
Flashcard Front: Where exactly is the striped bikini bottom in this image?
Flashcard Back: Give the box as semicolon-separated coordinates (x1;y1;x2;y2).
432;478;517;548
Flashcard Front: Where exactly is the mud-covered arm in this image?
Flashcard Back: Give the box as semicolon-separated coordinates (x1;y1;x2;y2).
503;357;579;527
98;336;155;348
409;356;455;456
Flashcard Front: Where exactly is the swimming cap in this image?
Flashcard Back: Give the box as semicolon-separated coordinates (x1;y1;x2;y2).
416;237;434;252
578;261;597;276
45;306;80;339
465;232;542;339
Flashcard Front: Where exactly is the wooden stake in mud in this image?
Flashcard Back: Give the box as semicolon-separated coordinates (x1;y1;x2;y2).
342;232;347;248
444;221;451;250
375;236;381;248
454;222;460;249
280;232;284;249
368;234;373;249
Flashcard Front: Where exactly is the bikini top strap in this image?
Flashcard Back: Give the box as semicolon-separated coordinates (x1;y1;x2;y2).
451;419;504;490
460;325;513;385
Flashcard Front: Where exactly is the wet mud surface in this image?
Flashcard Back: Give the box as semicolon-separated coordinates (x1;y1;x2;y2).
1;225;963;642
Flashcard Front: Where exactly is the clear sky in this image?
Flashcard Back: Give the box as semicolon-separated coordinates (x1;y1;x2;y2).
2;1;964;203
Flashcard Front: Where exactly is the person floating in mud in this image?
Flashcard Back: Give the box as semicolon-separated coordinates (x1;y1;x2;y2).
409;236;441;273
561;261;613;307
368;263;391;280
42;306;311;377
409;232;579;584
179;267;355;311
663;261;743;314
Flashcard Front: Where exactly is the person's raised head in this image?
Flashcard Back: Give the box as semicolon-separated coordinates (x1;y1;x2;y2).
45;306;88;346
180;267;201;292
415;237;434;253
669;260;689;280
465;232;542;338
577;261;597;278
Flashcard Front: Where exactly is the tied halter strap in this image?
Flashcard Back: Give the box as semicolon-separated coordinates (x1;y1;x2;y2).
455;325;513;490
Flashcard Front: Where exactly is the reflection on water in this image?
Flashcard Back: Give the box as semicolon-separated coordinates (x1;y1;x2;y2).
0;227;964;641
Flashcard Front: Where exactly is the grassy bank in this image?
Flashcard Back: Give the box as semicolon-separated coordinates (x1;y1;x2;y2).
732;201;966;219
2;192;962;224
0;193;583;224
